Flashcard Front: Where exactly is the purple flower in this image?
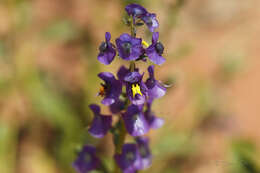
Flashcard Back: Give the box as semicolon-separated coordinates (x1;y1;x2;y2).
88;104;112;138
144;101;164;129
146;32;165;65
117;66;148;105
141;13;159;32
122;105;149;136
125;3;159;32
114;144;142;173
124;71;148;105
73;145;100;173
116;33;143;61
125;3;148;21
97;32;116;65
98;72;122;106
136;137;152;169
145;65;166;99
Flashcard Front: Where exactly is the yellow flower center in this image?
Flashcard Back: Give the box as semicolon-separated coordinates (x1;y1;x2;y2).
142;40;149;48
131;84;142;97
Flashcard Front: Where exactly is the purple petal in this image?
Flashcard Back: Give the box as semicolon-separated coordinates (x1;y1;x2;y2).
97;33;116;65
144;103;164;129
101;97;115;106
130;94;146;106
109;100;125;114
98;72;122;106
152;32;159;44
135;137;152;169
98;72;115;82
116;33;143;61
123;105;149;136
105;32;111;41
108;80;122;99
97;46;116;65
125;3;148;18
89;104;100;114
88;114;112;138
117;33;131;42
147;115;164;129
124;72;142;83
146;48;165;65
117;66;130;82
73;145;100;173
148;82;166;99
142;14;159;32
131;37;142;46
114;144;142;173
147;65;155;78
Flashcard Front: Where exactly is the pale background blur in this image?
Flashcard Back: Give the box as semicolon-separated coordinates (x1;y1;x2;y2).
0;0;260;173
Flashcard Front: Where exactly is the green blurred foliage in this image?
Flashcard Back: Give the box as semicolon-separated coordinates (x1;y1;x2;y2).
228;139;260;173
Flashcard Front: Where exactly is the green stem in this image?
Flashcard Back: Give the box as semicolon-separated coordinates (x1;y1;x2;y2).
130;16;137;72
130;61;135;72
115;119;127;154
130;17;136;37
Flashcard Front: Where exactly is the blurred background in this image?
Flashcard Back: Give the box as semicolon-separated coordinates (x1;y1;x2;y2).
0;0;260;172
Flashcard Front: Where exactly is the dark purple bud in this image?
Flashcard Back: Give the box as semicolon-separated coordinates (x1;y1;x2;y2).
155;42;164;55
99;41;107;53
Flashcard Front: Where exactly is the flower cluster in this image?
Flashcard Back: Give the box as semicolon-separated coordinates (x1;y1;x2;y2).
73;3;166;173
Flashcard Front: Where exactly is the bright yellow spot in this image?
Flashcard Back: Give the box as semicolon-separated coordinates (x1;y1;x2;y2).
132;84;142;97
142;40;149;48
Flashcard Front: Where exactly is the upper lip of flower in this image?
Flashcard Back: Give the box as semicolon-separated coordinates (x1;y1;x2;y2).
125;3;148;17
